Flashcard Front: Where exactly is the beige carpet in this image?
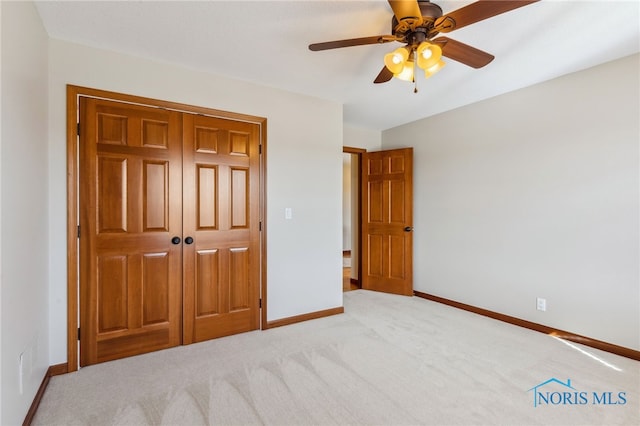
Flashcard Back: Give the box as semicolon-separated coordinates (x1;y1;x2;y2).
34;290;639;425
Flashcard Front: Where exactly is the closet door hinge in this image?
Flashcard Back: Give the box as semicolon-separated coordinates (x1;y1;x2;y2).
77;225;81;238
259;299;262;309
77;123;80;136
259;221;262;231
259;144;262;155
77;328;81;341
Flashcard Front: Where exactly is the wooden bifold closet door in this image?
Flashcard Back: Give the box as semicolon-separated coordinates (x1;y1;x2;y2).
79;97;261;366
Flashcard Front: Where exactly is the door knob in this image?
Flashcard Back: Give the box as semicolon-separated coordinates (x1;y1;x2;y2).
185;236;194;244
171;236;181;244
404;226;413;232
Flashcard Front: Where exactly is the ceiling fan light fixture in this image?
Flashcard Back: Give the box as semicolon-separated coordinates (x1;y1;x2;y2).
394;61;414;82
416;41;442;70
425;59;446;78
384;47;410;74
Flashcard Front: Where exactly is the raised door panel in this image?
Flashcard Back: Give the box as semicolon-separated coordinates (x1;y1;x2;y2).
388;234;406;280
196;249;220;317
97;255;128;333
229;247;250;311
97;157;127;233
230;168;249;228
197;165;218;229
142;252;170;326
143;161;169;231
142;120;169;148
97;113;127;145
367;180;385;223
389;180;406;224
366;233;384;278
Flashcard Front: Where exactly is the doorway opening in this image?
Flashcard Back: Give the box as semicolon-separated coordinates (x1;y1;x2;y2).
344;146;414;296
343;147;365;292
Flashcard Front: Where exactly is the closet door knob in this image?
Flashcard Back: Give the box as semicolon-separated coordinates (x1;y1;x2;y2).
171;236;181;244
185;236;194;244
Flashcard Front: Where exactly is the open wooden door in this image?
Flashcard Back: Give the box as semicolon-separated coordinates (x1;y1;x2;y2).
361;148;413;296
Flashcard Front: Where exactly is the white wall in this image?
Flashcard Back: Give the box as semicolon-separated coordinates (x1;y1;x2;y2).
383;54;640;350
344;124;381;151
47;40;344;363
1;2;50;424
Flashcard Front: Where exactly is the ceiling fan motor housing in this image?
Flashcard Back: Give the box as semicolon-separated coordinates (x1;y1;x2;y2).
391;0;443;40
418;0;444;19
407;29;428;46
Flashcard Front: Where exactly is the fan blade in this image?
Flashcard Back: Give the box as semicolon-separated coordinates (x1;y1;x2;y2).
374;66;393;84
388;0;423;30
433;37;494;68
435;0;539;33
309;36;395;51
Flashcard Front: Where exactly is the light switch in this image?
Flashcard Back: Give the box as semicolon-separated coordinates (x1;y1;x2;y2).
285;207;292;220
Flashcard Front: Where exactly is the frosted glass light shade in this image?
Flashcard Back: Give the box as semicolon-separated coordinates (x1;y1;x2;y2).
416;41;442;70
424;60;446;78
384;47;409;74
394;62;414;82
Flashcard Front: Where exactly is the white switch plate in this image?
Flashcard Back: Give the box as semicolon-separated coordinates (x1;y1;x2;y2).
18;352;24;394
536;297;547;311
285;207;292;220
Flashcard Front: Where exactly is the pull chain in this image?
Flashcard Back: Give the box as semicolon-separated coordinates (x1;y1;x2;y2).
413;51;418;93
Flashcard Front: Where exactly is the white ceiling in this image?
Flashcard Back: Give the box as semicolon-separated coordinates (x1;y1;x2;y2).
35;0;640;131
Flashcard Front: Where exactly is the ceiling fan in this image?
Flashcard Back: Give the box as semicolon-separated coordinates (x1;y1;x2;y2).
309;0;539;88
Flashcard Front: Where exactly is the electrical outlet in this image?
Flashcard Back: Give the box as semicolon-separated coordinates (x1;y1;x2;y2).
536;297;547;312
